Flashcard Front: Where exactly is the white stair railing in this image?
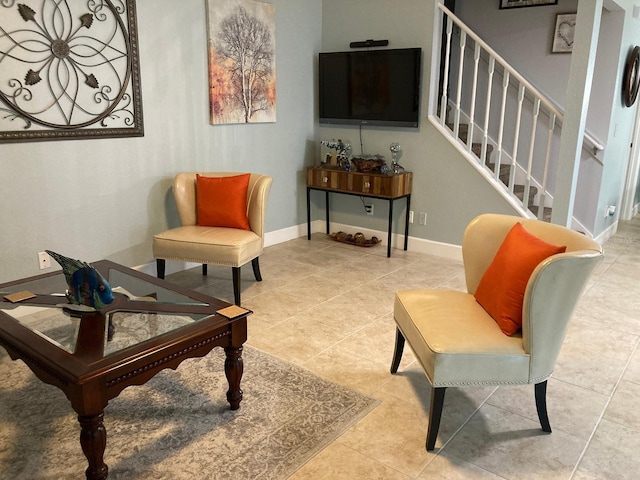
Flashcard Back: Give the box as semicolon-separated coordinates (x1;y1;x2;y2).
434;3;603;221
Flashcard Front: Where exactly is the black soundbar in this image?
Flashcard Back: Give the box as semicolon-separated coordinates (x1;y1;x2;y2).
349;39;389;48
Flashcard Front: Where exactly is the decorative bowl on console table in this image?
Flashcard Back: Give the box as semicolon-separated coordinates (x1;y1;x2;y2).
352;157;388;173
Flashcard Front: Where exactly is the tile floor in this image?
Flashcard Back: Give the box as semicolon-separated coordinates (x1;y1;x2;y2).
166;218;640;479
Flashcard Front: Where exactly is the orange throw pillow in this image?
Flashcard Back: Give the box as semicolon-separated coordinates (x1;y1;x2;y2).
474;222;566;336
196;174;251;230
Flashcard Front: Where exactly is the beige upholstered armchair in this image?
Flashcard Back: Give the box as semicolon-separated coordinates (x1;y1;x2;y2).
153;172;272;306
391;213;603;450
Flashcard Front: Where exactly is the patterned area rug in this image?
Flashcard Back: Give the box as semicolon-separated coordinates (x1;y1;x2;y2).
0;346;379;479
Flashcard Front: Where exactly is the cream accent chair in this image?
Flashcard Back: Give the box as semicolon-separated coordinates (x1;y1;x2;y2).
153;172;272;306
391;213;603;451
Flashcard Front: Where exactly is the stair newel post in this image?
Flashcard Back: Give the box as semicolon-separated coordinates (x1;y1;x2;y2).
481;57;495;168
510;83;526;193
496;70;510;184
453;30;467;141
524;98;541;210
538;112;556;219
440;15;453;126
466;43;481;154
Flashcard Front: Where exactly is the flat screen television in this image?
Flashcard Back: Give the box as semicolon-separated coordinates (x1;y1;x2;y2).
319;48;422;128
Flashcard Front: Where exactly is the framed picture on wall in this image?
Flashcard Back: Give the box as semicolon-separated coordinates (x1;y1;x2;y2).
206;0;277;125
499;0;558;9
552;13;577;53
0;0;144;143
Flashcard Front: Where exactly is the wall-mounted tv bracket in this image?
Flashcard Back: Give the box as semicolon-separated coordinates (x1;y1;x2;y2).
349;39;389;48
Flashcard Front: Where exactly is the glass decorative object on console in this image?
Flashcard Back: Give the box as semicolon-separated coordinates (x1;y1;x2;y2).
320;139;352;170
390;143;404;174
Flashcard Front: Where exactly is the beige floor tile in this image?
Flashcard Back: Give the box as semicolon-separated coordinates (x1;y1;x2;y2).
275;273;350;304
603;379;640;431
290;442;411;479
486;378;609;440
242;290;317;325
381;262;465;291
622;345;640;383
164;266;219;289
341;251;414;276
336;393;434;477
247;313;347;365
553;319;638;395
572;298;640;337
580;282;640;327
417;451;505;479
163;218;640;479
333;317;402;368
379;364;431;408
301;344;396;397
444;404;585;480
433;386;499;446
574;418;640;480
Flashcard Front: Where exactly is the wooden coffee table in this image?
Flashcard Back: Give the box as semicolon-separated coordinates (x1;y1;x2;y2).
0;260;249;480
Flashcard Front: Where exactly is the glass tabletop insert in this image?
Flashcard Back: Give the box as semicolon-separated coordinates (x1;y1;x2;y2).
0;263;213;356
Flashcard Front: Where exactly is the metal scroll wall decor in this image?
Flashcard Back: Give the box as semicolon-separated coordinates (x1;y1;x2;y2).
0;0;143;143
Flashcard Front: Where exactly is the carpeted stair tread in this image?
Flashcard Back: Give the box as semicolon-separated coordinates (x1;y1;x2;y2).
529;205;553;222
513;184;538;203
471;142;494;160
445;122;551;222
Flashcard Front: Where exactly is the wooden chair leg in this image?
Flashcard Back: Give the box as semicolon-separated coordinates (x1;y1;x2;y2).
156;259;165;279
251;257;262;282
535;380;552;433
426;387;446;451
232;267;241;306
390;327;405;374
202;264;208;276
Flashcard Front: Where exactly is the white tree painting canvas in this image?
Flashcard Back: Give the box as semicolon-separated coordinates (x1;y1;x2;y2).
207;0;276;124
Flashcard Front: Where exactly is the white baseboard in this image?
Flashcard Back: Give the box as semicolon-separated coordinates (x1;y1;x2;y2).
307;219;463;261
264;223;307;247
594;220;618;245
134;221;463;274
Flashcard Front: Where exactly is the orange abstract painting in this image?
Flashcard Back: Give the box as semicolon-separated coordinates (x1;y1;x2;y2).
206;0;276;124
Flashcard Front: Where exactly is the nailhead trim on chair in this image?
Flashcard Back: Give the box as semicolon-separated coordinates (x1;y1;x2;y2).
434;373;551;387
155;255;244;268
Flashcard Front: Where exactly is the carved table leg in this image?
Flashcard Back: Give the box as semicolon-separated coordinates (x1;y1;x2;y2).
224;345;244;410
78;413;108;480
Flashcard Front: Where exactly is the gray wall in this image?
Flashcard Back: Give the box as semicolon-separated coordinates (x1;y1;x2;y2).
0;0;322;282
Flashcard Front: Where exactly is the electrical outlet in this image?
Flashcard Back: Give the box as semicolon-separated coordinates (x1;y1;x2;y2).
419;212;427;225
605;205;616;217
409;210;414;223
365;204;374;215
38;251;51;270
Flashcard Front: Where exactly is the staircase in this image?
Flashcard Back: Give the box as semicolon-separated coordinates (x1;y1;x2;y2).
434;4;599;224
447;120;552;222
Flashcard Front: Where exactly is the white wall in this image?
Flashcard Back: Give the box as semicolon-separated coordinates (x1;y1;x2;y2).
0;0;322;283
595;0;640;235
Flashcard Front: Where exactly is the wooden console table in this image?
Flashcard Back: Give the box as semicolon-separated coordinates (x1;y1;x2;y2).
306;167;412;257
